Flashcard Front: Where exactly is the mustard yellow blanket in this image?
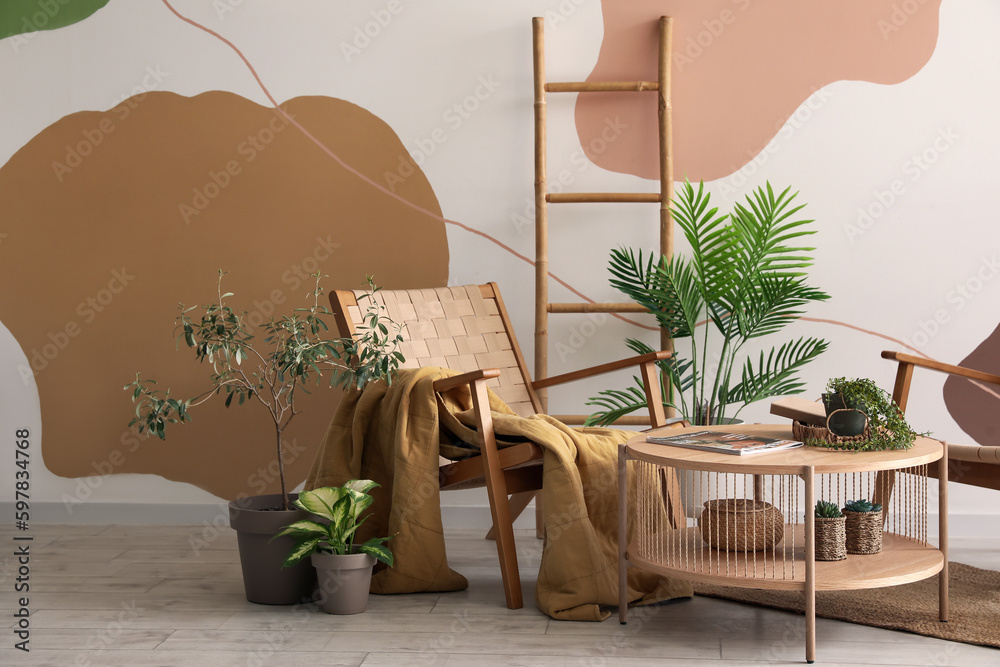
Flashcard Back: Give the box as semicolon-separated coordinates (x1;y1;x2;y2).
305;367;692;620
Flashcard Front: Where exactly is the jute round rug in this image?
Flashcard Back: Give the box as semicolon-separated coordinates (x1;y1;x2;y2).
693;562;1000;649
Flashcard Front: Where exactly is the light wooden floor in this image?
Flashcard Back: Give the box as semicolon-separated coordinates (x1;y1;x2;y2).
1;523;998;666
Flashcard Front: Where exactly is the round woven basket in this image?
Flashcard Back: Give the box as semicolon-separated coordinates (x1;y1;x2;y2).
815;516;847;561
792;420;871;451
844;508;883;555
698;499;784;552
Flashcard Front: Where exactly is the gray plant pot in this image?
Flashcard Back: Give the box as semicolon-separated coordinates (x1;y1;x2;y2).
229;493;317;605
311;550;376;615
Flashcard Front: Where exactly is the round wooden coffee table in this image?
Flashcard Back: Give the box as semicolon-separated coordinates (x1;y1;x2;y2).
617;424;948;664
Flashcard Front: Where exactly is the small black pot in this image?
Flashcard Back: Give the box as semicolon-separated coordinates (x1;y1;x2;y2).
826;408;868;437
229;493;317;605
822;392;846;417
822;392;868;418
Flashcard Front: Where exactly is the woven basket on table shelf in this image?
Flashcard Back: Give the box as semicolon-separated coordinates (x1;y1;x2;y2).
844;508;883;555
814;516;847;561
792;420;871;450
698;499;784;552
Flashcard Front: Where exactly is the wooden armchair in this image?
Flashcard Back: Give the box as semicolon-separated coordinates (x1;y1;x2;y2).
882;351;1000;491
330;283;672;609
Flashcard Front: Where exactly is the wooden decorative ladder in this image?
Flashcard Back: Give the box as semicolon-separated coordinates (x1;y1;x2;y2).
531;15;675;422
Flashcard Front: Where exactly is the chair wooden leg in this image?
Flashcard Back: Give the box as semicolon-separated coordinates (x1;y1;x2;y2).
486;491;535;540
470;380;523;609
534;491;544;539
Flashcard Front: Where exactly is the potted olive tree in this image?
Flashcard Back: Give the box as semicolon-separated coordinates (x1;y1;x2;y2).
586;181;830;426
276;480;393;614
125;272;403;604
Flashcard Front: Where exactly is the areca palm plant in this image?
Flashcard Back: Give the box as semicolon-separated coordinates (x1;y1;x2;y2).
586;181;830;426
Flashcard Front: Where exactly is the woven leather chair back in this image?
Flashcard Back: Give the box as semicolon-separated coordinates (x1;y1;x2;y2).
332;283;540;418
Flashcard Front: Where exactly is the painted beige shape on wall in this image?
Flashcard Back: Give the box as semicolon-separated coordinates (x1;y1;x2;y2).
576;0;942;181
0;91;448;499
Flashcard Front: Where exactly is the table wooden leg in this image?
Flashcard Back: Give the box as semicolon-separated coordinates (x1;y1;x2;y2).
804;466;816;664
939;444;949;622
618;444;629;624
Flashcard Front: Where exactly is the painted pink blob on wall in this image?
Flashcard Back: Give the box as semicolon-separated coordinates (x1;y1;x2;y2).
575;0;943;181
0;91;448;499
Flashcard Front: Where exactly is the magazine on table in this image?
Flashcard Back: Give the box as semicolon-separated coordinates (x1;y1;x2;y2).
645;430;803;455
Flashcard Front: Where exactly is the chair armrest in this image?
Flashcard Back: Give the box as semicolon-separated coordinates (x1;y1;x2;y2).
881;351;1000;385
433;368;501;393
531;351;671;390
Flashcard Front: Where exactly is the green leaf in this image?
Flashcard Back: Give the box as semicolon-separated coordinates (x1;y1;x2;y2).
359;541;394;567
294;487;344;521
727;337;829;407
281;536;322;568
327;495;351;542
273;519;328;540
344;479;379;495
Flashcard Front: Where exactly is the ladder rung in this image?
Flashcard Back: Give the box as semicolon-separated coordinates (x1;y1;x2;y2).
547;192;661;204
546;81;659;93
549;302;650;314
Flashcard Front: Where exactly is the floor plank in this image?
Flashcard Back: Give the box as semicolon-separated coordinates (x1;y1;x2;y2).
4;524;996;665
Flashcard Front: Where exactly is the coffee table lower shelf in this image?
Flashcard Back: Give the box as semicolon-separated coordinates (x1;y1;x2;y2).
625;525;944;591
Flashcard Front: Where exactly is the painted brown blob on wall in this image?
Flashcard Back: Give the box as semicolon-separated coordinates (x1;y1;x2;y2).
944;323;1000;447
576;0;943;181
0;91;449;499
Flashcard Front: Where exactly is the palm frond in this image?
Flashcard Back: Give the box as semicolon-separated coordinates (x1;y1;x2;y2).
609;248;698;338
624;338;694;393
729;186;817;279
584;383;650;426
736;274;831;339
727;337;830;406
671;180;740;303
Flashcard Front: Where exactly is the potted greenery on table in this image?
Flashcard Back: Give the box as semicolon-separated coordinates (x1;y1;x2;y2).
813;377;920;451
276;480;394;614
585;181;830;427
125;272;403;604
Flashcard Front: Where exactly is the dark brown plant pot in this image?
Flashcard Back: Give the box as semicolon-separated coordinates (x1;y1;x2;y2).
814;516;847;561
229;493;317;605
312;550;376;614
844;508;883;555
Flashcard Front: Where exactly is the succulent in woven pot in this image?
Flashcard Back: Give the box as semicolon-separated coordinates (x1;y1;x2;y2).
698;498;784;552
843;498;883;555
814;500;846;561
